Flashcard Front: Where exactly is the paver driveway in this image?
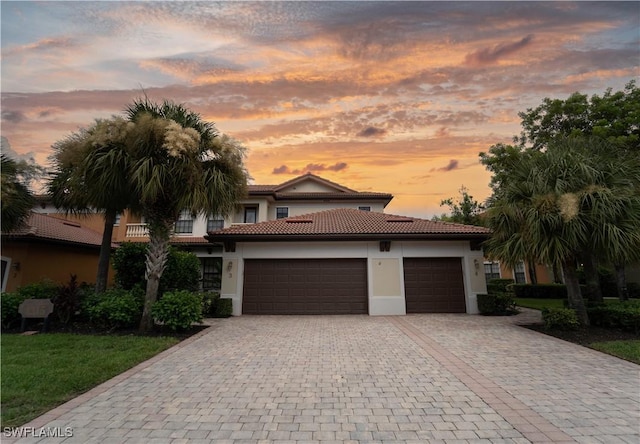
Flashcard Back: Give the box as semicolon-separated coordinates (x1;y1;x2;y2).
7;312;639;444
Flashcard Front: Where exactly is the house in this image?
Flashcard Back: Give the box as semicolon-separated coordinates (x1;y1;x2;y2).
26;173;491;315
202;173;491;316
1;212;113;292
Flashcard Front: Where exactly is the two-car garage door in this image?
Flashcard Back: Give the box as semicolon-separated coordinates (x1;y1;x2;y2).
242;257;466;315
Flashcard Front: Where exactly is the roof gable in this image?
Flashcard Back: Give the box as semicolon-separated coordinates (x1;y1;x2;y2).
274;173;356;193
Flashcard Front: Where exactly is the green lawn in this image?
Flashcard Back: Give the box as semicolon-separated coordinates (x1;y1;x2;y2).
514;298;565;310
1;334;179;427
590;340;640;365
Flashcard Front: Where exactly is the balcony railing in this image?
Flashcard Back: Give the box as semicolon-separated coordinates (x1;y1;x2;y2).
125;223;149;237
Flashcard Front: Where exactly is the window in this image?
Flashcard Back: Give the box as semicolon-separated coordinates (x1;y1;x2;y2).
207;217;224;232
174;210;194;234
114;213;121;226
244;207;257;223
514;261;527;284
358;206;371;211
1;257;10;292
201;257;222;290
484;261;501;282
276;207;289;219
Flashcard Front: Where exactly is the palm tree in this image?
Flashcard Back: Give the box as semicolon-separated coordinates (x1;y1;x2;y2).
1;154;36;232
484;136;640;325
124;99;248;332
49;117;134;293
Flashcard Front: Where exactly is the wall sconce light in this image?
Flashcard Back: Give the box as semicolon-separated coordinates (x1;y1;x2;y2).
473;259;480;276
226;261;233;272
12;262;21;271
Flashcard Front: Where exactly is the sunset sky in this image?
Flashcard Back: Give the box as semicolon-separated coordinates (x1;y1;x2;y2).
1;1;638;218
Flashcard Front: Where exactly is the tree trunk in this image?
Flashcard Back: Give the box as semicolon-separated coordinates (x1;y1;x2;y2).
95;210;116;294
614;263;628;301
562;258;589;326
527;260;538;284
552;261;563;283
139;221;172;332
582;254;603;303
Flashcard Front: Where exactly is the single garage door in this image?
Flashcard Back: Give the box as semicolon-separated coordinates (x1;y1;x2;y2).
404;257;466;313
243;259;368;314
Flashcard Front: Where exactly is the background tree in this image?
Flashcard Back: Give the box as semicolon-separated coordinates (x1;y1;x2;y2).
124;99;248;332
484;136;640;324
49;117;135;293
480;81;640;298
432;185;485;226
1;154;37;232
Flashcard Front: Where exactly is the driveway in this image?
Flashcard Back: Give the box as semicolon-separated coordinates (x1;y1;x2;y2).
8;312;639;443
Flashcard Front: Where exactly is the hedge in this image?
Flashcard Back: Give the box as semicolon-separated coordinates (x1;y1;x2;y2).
587;301;640;333
512;284;568;299
477;292;516;315
487;278;514;295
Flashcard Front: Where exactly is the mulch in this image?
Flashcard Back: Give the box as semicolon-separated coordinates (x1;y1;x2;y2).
521;323;639;345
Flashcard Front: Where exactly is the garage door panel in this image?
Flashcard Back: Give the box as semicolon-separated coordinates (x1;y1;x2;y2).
404;258;466;313
243;259;368;315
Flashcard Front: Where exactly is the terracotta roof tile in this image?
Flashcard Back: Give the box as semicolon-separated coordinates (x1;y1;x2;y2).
2;213;107;247
208;208;490;241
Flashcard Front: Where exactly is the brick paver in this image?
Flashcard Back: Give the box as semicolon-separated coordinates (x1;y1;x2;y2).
5;312;639;443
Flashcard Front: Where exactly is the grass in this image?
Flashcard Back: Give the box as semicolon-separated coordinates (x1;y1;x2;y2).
590;340;640;364
1;333;179;428
514;298;565;310
515;297;640;364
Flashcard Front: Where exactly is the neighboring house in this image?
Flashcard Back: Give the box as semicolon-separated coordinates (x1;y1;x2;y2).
1;212;114;292
482;259;555;285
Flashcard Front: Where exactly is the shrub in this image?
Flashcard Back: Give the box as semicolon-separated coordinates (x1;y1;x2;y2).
14;280;59;300
214;298;233;318
477;292;516;315
86;288;144;330
1;293;25;329
542;308;580;330
487;278;514;295
512;283;568;299
112;243;201;294
1;280;60;329
53;275;82;326
160;250;201;293
111;242;148;290
152;290;203;331
588;301;640;333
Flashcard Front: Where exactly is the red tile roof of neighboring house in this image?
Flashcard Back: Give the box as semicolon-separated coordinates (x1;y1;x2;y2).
206;208;490;242
2;212;108;248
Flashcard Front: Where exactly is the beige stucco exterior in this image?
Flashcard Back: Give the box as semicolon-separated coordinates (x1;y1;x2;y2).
220;240;487;316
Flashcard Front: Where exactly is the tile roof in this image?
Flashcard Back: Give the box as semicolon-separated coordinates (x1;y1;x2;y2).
207;208;490;241
2;212;107;248
117;236;210;245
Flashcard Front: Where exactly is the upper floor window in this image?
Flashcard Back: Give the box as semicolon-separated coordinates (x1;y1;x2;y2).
514;261;527;284
276;207;289;219
114;212;121;226
207;217;225;232
484;261;501;282
244;207;257;224
358;206;371;211
175;210;194;234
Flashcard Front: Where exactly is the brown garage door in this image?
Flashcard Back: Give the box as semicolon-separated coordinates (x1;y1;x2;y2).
404;258;466;313
243;259;368;314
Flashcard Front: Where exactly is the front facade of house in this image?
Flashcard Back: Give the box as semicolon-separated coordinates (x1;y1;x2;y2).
28;173;491;314
201;173;490;316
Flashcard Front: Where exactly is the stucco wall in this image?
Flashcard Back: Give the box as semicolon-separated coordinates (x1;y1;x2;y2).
1;241;113;292
220;240;486;316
